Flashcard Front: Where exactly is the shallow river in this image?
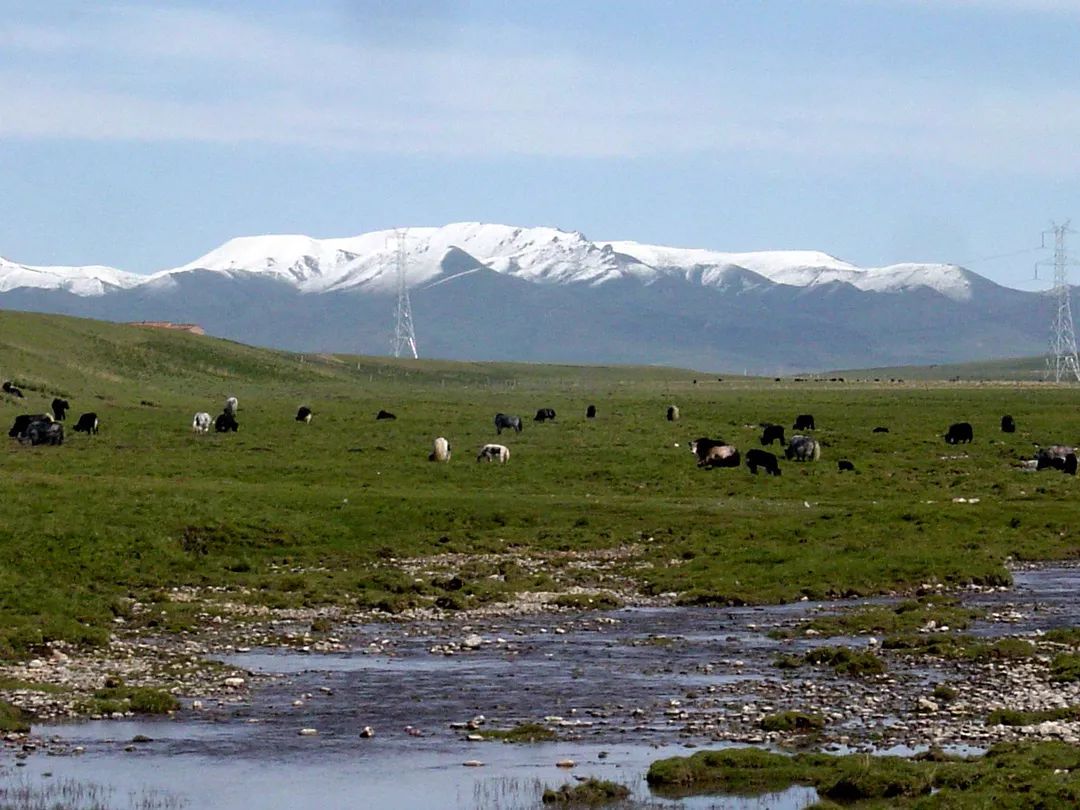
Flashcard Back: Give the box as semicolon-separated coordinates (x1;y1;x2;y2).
4;567;1077;809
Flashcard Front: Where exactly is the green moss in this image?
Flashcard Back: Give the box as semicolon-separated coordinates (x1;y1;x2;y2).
541;779;630;805
0;699;30;732
760;711;825;733
476;722;557;743
551;592;623;610
646;741;1080;805
987;706;1080;726
1044;627;1080;646
1051;653;1080;682
772;597;982;640
82;686;179;716
804;646;886;676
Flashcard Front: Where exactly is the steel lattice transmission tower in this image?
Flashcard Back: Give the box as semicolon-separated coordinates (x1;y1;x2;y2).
1037;222;1080;382
390;228;419;359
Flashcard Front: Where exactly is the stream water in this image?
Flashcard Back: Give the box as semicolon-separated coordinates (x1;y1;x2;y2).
4;566;1077;809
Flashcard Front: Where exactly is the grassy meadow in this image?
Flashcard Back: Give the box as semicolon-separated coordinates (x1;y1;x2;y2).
1;310;1079;659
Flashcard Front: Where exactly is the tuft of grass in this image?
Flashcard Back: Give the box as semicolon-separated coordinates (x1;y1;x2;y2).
82;686;179;716
476;722;557;743
551;592;623;610
1051;653;1080;682
1045;627;1080;646
541;779;630;805
772;597;982;640
760;711;825;733
987;706;1080;726
0;699;30;732
804;646;886;676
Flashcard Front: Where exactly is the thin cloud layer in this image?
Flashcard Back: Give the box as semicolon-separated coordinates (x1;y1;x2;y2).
1;3;1078;173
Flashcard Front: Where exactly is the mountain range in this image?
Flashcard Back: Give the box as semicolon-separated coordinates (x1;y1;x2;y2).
0;223;1058;372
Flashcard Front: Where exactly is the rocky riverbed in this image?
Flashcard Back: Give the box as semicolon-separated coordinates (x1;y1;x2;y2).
2;564;1080;808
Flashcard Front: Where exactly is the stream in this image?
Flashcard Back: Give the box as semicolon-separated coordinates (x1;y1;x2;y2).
3;566;1078;809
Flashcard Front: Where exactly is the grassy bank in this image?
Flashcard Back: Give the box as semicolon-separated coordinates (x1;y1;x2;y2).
647;743;1080;806
2;311;1079;659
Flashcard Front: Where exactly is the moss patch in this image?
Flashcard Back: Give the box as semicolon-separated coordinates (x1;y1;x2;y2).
647;741;1080;805
541;779;630;805
476;722;557;743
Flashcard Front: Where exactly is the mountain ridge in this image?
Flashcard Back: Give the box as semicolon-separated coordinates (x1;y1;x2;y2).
0;222;1058;373
0;222;993;301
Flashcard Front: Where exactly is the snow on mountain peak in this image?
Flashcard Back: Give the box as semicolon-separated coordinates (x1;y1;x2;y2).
0;255;143;296
0;224;987;302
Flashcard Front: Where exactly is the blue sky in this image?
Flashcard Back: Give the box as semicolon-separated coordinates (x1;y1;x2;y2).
1;0;1079;288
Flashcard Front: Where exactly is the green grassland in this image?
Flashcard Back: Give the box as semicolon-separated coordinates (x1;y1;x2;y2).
1;310;1079;659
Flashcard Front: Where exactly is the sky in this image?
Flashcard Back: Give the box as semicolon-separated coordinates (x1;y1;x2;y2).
1;0;1079;289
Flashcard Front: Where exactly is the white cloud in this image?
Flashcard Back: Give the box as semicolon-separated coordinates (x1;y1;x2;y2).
1;4;1079;173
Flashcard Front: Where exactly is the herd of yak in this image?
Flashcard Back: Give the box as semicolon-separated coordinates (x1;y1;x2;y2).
3;383;1077;477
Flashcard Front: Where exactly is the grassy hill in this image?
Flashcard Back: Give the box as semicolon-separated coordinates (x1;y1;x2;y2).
828;355;1051;381
2;310;1079;662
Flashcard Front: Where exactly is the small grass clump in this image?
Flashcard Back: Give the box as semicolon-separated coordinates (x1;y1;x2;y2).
83;686;179;716
476;722;556;743
0;699;30;732
804;646;886;677
987;706;1080;726
883;634;1035;662
541;779;630;805
760;711;825;733
932;684;958;703
772;597;982;640
647;741;1080;805
551;592;623;610
1051;653;1080;682
1044;627;1080;646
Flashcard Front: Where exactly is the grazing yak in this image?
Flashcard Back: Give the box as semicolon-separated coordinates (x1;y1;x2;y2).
51;398;70;421
944;422;974;444
873;426;890;433
785;435;821;462
745;448;781;476
534;408;556;422
477;443;510;463
192;412;212;434
25;421;63;446
667;405;680;422
376;410;396;420
494;413;522;434
215;412;239;433
690;438;740;469
8;413;53;440
2;381;23;398
1001;415;1016;433
73;412;99;434
1036;445;1078;475
838;459;856;472
586;404;597;419
429;436;451;462
224;396;239;417
760;424;786;446
793;414;816;431
296;406;313;423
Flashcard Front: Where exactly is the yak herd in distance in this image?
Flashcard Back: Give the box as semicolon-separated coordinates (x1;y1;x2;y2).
2;381;1077;476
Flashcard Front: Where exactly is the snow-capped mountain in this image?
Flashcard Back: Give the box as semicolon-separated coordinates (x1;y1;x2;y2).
0;223;1055;371
0;255;143;297
0;223;988;300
